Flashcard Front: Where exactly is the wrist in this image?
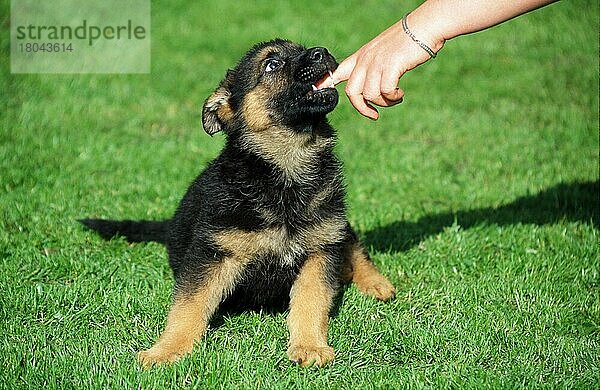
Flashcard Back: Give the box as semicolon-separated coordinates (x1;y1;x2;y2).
402;13;442;58
405;10;446;54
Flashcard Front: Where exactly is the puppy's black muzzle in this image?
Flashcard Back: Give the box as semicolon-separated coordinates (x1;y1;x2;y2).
281;46;338;122
294;47;338;83
307;47;326;63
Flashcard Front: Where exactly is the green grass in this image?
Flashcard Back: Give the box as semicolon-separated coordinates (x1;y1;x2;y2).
1;0;598;388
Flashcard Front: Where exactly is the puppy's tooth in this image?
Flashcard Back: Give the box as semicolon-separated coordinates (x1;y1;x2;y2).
312;84;318;91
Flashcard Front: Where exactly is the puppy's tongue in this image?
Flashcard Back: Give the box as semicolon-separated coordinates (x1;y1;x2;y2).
312;70;335;90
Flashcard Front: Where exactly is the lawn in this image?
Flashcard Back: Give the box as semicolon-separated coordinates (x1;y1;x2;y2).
1;0;598;388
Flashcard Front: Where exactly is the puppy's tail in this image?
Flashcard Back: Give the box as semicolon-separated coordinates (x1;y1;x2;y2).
78;218;169;244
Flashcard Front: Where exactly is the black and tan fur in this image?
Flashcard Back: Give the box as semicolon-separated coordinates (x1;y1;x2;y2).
80;39;395;368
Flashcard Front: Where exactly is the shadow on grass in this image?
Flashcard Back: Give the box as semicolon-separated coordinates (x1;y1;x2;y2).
364;180;599;253
212;283;347;324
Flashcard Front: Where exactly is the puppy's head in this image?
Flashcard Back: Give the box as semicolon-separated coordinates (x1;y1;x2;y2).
202;39;338;136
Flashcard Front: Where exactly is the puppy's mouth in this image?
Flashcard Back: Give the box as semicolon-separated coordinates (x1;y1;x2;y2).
297;66;338;114
278;47;339;121
309;70;336;96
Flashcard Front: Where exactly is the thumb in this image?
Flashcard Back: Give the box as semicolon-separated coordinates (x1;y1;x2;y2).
332;54;357;85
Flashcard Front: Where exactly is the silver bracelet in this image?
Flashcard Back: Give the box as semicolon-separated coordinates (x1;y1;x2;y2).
401;13;437;59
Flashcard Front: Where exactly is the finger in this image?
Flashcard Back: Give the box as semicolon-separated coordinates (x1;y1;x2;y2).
360;67;388;118
362;69;403;108
345;75;379;120
331;54;357;85
362;66;384;104
344;63;379;120
380;65;405;104
365;91;404;108
380;88;405;106
348;93;379;120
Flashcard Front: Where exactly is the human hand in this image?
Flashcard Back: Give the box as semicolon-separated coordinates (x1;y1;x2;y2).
326;17;438;120
319;0;554;120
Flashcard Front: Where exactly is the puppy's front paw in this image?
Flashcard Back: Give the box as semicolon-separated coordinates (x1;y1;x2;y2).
287;345;335;367
137;343;192;368
363;277;396;301
355;272;396;301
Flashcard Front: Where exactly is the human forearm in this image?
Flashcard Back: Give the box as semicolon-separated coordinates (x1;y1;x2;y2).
331;0;558;119
408;0;558;52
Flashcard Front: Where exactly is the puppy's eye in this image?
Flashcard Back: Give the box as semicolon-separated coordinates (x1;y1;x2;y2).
265;59;283;73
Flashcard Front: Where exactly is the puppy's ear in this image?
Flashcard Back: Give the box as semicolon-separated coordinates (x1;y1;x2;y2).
202;70;235;135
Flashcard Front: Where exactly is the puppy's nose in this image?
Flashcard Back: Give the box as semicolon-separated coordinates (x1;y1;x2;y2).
308;47;328;63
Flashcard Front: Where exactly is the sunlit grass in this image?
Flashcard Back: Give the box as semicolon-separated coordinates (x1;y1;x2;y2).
1;1;598;388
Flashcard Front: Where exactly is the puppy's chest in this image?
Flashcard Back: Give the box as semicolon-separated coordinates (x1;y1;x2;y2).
219;168;346;266
254;180;340;226
216;215;345;268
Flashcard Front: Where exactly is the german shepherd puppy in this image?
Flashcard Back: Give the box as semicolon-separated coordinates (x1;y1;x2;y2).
80;39;395;368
